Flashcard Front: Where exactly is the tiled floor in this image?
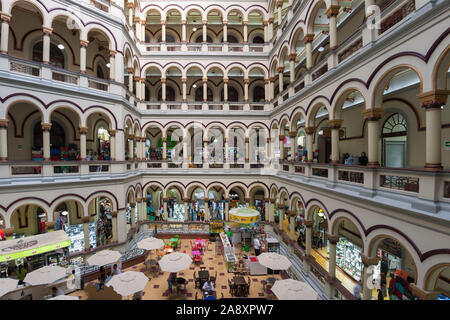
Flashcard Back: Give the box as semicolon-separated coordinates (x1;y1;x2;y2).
69;238;283;300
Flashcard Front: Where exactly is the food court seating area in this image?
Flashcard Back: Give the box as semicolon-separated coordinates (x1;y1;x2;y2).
69;237;284;300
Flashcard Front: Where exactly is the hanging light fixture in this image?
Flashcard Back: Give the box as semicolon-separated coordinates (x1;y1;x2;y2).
318;46;325;52
318;208;324;217
106;63;111;68
61;211;68;216
57;44;65;50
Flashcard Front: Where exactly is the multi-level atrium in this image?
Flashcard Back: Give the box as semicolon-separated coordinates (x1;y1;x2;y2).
0;0;449;302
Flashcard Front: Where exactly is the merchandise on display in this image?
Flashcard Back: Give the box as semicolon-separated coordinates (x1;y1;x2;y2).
328;237;362;281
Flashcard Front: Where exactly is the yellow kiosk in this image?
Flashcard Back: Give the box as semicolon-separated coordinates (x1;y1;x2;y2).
229;207;260;224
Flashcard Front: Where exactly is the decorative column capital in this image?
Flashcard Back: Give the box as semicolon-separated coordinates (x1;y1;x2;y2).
304;220;314;228
288;53;297;61
4;227;14;236
303;34;315;43
278;203;285;209
183;197;190;202
42;26;53;35
224;197;230;202
326;233;340;244
41;122;52;131
245;137;250;143
181;77;187;83
304;126;316;135
129;202;136;208
243;78;249;84
141;19;146;25
133;75;141;81
327;119;343;129
202;20;207;25
136;197;143;203
264;197;270;202
45;221;55;229
126;2;134;9
161;137;167;143
202;77;208;82
1;13;12;23
222;20;228;26
288;131;297;138
126;67;134;74
134;16;141;23
360;254;380;267
160;20;166;26
160;77;166;83
263;20;268;26
278;134;285;141
276;0;284;7
266;137;271;143
109;50;117;57
417;90;449;109
264;78;270;84
326;5;341;18
243;20;248;26
270;198;276;204
268;17;274;23
110;211;118;218
79;126;88;134
80;40;89;48
363;108;383;121
181;20;186;25
277;66;285;73
244;197;250;203
0;119;8;128
270;76;276;82
81;216;91;223
108;129;117;136
223;78;229;83
203;197;210;202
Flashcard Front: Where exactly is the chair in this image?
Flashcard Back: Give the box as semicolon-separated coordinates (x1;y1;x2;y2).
194;272;201;289
228;279;235;297
210;271;217;285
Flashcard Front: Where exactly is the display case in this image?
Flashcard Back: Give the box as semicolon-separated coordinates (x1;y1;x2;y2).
220;232;237;272
266;235;280;253
331;237;362;281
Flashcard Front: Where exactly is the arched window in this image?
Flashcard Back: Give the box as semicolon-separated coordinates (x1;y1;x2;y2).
145;86;150;101
195;86;213;101
195;35;213;43
252;36;264;44
382;113;408;168
32;42;65;68
97;65;106;79
253;86;265;102
158;86;176;101
222;35;238;43
158;34;176;43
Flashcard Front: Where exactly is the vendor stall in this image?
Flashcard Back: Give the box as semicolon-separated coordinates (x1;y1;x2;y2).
0;231;71;271
219;232;237;273
209;221;224;241
245;256;267;275
229;207;260;225
265;234;280;253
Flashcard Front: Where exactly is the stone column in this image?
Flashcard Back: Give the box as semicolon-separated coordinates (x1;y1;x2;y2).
141;79;146;101
0;119;8;161
202;20;207;42
135;76;141;100
264;78;270;102
224;198;230;221
278;134;285;161
363;108;382;167
163;198;168;221
109;130;116;160
278;66;284;93
161;20;166;43
127;67;134;93
42;123;52;161
328;120;343;163
264;198;269;221
223;79;228;102
244;78;249;102
224;137;229;163
263;20;268;42
136;198;143;222
82;216;91;250
134;17;141;41
289;131;297;161
305;127;315;162
162;137;167;160
277;1;283;24
223;20;228;42
0;14;11;54
202;77;208;102
245;197;250;208
304;34;314;70
326;5;340;50
127;2;134;26
278;203;285;230
141;20;146;42
269;198;276;222
203;138;209;165
243;20;248;43
128;134;134;160
109;50;116;81
42;27;53;64
79;126;88;161
181;78;187;101
324;233;340;298
270;77;275;100
160;77;166;101
181;20;187;42
288;211;296;240
266;137;271;160
79;40;88;73
417;90;448;170
361;254;380;300
304;220;313;256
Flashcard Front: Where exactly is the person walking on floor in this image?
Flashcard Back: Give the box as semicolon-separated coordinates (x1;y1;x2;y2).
353;280;362;300
253;237;261;256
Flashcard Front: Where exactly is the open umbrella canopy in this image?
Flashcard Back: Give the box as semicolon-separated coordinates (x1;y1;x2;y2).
87;250;122;266
106;271;149;297
137;237;165;251
257;252;292;270
24;266;68;286
0;278;19;297
158;252;192;273
271;279;318;300
48;295;80;300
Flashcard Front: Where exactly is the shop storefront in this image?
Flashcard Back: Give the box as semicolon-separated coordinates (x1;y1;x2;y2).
0;230;71;275
327;236;363;281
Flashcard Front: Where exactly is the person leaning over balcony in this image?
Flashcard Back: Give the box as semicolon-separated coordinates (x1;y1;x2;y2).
359;152;368;166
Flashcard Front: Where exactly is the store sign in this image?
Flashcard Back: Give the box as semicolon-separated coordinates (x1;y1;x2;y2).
1;239;38;252
0;240;71;262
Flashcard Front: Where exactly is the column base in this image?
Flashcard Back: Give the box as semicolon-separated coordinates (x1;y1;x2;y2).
367;162;380;168
424;163;443;171
0;157;8;161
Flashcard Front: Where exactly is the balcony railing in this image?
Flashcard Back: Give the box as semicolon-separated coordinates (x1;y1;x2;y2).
380;174;419;193
9;59;40;77
379;0;415;35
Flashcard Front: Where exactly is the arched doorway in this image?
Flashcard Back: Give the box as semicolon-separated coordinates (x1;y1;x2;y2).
382;113;407;168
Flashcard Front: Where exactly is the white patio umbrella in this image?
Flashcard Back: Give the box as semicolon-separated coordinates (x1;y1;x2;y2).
257;252;292;270
158;252;192;273
87;250;122;266
48;295;80;300
271;279;318;300
0;278;19;297
106;271;149;297
137;237;165;251
24;266;68;286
